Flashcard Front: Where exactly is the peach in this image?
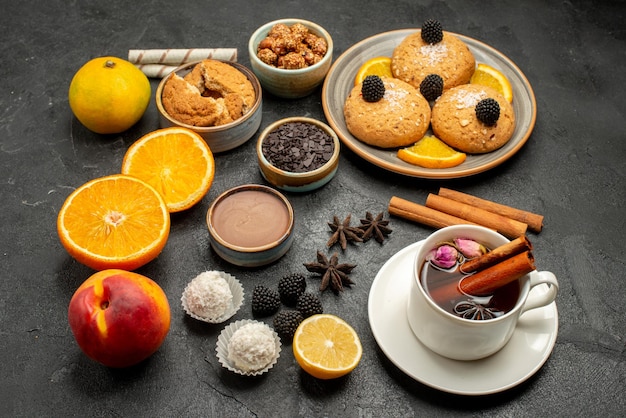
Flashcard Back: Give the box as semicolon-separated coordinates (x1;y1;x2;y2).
68;269;171;368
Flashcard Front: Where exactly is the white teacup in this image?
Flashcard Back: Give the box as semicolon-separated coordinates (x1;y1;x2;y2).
407;225;558;361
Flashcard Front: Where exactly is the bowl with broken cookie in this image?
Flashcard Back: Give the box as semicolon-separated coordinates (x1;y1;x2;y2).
155;59;262;153
256;116;340;192
248;18;333;99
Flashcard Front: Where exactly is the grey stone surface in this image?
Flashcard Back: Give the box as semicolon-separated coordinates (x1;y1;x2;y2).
0;0;624;416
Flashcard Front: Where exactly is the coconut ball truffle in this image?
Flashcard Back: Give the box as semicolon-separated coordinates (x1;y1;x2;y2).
227;322;278;372
182;271;236;322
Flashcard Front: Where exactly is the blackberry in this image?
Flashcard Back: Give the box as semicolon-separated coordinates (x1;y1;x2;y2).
475;98;500;126
296;292;323;318
421;19;443;44
251;285;281;317
419;74;444;101
278;273;307;306
361;75;385;102
273;310;303;343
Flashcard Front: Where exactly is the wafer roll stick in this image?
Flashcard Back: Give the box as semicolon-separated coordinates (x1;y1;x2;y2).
425;194;528;239
388;196;480;229
438;188;544;232
459;251;535;296
128;48;238;65
133;64;178;78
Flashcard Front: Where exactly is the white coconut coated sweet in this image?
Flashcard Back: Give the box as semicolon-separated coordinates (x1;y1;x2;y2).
227;322;277;372
183;271;233;319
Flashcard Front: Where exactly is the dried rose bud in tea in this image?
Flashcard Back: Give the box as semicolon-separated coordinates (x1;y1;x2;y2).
262;122;334;173
426;244;459;269
454;238;487;259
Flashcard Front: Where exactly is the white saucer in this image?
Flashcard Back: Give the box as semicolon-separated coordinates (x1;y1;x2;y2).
368;241;558;395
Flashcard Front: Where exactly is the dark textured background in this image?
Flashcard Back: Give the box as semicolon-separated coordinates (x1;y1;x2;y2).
1;0;624;416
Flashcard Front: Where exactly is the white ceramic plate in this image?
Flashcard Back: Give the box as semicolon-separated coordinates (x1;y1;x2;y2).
322;29;537;178
368;241;558;395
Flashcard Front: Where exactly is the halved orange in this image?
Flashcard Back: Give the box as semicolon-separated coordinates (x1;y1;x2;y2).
354;56;393;85
470;63;513;103
397;135;467;169
57;174;170;271
121;127;215;212
293;314;362;379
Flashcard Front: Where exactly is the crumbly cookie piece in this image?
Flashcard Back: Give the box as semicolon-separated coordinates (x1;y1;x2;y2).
343;77;431;148
431;84;515;154
161;59;255;127
391;30;475;91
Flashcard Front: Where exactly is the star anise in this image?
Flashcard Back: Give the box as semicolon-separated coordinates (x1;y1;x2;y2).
358;211;392;243
326;214;363;250
453;301;498;320
303;251;357;294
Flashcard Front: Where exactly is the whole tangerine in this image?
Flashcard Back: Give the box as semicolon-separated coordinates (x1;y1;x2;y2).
69;56;151;134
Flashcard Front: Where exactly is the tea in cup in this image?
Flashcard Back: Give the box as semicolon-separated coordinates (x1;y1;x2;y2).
407;225;558;360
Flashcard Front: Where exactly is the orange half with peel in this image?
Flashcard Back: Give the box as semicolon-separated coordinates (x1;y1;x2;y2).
121;127;215;213
57;174;170;271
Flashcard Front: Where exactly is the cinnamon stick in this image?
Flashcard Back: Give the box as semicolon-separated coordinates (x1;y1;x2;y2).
459;251;535;296
461;236;533;273
425;194;528;239
388;196;480;229
438;188;544;232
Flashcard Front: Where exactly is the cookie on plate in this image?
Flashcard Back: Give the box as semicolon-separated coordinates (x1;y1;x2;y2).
343;77;431;149
431;84;515;154
391;30;475;91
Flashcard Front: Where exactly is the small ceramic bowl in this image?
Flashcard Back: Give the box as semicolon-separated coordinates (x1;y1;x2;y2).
206;184;295;267
257;117;340;192
248;18;333;99
155;60;262;153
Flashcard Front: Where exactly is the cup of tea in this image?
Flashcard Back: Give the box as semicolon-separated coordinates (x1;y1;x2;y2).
407;225;558;361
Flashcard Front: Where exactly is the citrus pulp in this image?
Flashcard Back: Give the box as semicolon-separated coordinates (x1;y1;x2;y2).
57;174;170;271
121;127;215;212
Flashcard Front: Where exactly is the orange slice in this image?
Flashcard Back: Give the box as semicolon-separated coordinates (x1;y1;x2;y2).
470;63;513;103
57;174;170;271
397;135;467;169
121;127;215;212
293;314;362;379
354;56;393;85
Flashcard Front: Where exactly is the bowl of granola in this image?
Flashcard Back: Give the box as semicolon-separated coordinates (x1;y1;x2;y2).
248;18;333;99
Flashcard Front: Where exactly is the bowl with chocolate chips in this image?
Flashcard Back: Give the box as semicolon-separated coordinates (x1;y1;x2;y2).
248;18;333;98
257;117;340;192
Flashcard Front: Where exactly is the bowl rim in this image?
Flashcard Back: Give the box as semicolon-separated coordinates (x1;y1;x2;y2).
155;60;262;132
206;184;295;253
256;116;341;179
248;18;334;74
